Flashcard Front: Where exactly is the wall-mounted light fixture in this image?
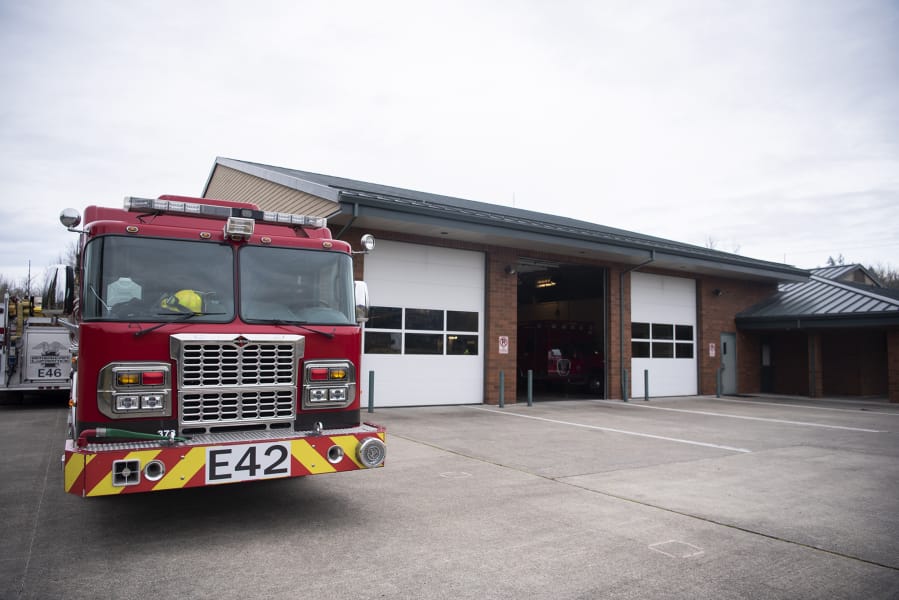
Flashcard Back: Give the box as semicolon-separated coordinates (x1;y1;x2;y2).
504;265;517;275
712;288;724;297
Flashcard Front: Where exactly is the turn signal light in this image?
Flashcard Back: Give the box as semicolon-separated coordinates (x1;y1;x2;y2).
116;373;141;386
116;371;166;386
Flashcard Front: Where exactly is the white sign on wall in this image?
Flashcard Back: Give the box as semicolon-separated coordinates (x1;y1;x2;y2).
498;336;509;355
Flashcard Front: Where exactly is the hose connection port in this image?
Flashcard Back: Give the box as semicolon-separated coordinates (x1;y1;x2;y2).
357;437;386;468
327;445;345;464
143;460;166;481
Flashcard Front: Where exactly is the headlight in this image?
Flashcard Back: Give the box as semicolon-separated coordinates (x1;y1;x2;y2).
303;361;355;409
97;362;172;419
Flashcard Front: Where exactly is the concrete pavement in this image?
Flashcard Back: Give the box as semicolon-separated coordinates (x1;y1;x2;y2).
2;393;898;599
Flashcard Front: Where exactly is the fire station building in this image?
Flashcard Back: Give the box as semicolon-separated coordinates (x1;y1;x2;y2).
201;157;899;406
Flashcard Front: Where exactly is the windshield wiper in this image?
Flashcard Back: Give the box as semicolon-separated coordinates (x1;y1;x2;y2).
269;320;335;339
134;312;225;338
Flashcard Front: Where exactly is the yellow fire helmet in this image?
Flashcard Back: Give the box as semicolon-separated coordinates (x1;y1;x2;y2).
160;289;204;314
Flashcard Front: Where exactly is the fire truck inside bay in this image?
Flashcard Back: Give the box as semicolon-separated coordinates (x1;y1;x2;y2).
60;195;385;497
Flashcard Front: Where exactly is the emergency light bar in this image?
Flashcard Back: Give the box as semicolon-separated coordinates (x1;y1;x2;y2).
124;197;327;229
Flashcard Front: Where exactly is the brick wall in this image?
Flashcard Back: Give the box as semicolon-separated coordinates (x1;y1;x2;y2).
485;249;519;404
608;266;624;400
693;276;778;395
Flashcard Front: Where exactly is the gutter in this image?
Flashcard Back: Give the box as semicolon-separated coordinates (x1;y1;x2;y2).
619;251;655;401
333;201;360;240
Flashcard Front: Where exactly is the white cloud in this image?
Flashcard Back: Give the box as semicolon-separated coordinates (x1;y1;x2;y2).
1;0;897;283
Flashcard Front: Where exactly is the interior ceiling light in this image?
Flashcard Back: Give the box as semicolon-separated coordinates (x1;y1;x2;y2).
536;278;556;288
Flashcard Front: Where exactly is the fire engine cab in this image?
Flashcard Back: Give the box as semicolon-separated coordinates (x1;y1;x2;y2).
60;195;385;497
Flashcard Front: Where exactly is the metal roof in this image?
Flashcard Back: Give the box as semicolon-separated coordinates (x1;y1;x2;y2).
208;157;809;283
736;266;899;329
810;264;883;286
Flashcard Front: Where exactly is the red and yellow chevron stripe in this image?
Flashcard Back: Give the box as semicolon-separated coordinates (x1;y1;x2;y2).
63;429;386;497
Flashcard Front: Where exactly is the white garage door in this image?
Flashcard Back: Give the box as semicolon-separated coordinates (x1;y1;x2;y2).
630;272;697;397
361;240;484;407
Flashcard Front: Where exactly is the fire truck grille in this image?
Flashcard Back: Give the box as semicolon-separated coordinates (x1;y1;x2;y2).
181;342;296;387
172;336;303;432
181;389;295;424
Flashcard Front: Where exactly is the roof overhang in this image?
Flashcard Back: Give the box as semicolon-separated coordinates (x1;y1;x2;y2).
736;313;899;330
331;193;808;283
206;157;809;284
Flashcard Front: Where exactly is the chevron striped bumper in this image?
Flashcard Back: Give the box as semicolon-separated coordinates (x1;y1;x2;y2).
63;425;386;497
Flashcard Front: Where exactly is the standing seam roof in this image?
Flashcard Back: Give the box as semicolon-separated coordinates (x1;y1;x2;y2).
213;157;808;280
737;275;899;322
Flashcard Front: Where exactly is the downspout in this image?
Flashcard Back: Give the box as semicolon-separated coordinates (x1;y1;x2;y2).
619;251;655;401
334;202;360;240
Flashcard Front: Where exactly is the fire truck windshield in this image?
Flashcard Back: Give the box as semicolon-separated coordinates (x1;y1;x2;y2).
239;246;355;325
83;236;235;322
82;236;355;325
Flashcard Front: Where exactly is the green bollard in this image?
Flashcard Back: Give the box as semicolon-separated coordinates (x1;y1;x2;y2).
527;369;533;407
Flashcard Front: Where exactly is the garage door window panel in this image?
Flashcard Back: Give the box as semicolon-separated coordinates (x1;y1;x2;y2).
447;334;478;355
405;333;444;355
676;343;694;359
633;321;693;359
368;306;402;329
652;323;674;340
447;310;478;332
364;331;401;354
652;342;674;358
406;308;443;331
365;306;479;356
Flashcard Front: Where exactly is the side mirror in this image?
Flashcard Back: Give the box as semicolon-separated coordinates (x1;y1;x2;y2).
59;208;82;229
354;281;370;324
43;265;75;315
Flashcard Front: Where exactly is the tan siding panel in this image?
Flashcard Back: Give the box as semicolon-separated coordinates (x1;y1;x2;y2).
205;166;338;216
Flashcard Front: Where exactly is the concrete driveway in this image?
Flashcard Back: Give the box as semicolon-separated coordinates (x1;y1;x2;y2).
2;393;898;599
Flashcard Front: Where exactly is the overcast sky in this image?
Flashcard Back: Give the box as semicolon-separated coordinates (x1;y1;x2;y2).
1;0;897;288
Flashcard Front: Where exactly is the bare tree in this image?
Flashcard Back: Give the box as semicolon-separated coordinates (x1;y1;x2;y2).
705;236;741;255
867;262;899;289
0;273;27;299
54;239;79;270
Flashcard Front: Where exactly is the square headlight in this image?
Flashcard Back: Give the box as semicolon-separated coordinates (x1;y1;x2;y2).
309;389;328;403
115;395;141;411
141;395;164;410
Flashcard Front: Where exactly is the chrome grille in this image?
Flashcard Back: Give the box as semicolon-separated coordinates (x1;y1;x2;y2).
181;342;297;386
181;389;295;423
171;333;304;431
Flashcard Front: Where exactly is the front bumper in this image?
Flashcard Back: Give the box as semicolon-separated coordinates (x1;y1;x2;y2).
63;424;386;497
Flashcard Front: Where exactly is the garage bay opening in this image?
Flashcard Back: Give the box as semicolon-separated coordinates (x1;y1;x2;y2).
515;259;608;400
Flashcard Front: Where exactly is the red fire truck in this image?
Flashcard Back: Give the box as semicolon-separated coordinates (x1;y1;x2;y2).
518;320;604;395
60;195;385;497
